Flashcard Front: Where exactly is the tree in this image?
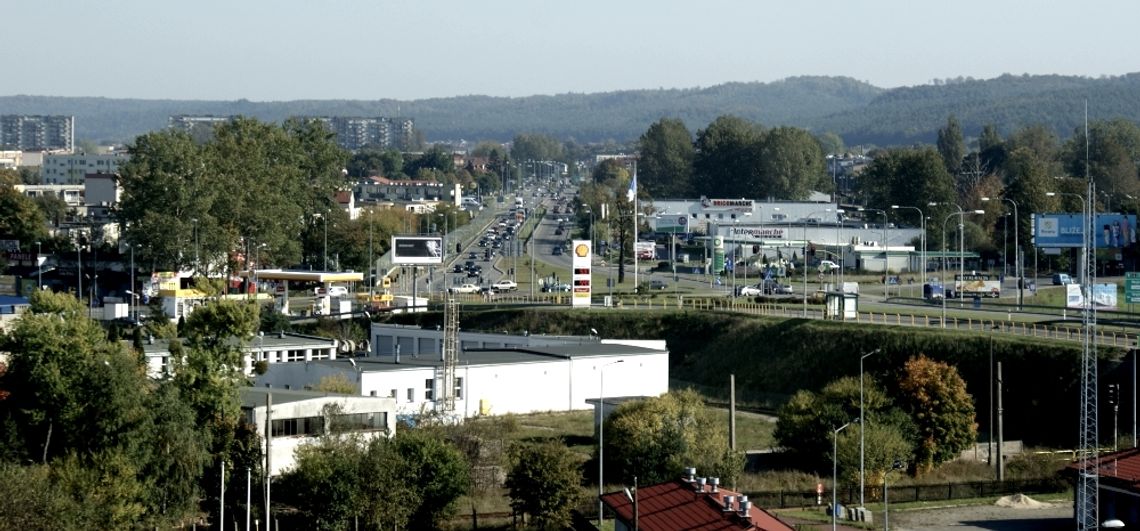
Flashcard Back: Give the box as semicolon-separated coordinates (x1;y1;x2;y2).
314;373;357;394
1062;119;1140;206
816;131;845;157
1003;147;1060;256
774;376;892;471
0;184;48;247
637;118;694;198
896;355;977;473
505;442;583;529
278;436;366;530
937;115;965;176
978;124;1006;171
511;133;565;163
834;420;913;491
757;126;827;199
391;429;470;529
857;148;957;249
605;389;744;485
692;115;764;198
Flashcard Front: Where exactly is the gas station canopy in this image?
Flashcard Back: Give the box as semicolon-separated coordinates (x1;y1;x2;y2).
242;269;364;283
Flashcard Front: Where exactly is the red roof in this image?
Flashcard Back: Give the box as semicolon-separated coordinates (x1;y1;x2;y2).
1071;447;1140;492
600;479;794;531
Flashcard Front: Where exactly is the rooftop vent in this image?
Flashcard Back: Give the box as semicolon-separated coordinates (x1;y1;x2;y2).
739;499;752;518
685;467;697;482
695;477;707;491
710;477;719;493
722;495;735;512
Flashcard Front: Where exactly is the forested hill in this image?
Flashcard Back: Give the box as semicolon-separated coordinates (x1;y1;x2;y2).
2;73;1138;147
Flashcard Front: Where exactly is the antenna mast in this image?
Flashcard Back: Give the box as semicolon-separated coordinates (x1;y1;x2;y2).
1077;99;1100;530
440;297;459;411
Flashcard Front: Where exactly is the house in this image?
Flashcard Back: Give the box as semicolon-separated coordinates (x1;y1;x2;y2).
255;341;669;418
600;469;794;531
241;387;396;476
335;190;359;221
1070;447;1140;526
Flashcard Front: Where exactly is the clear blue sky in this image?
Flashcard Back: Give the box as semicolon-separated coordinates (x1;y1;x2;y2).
8;0;1139;101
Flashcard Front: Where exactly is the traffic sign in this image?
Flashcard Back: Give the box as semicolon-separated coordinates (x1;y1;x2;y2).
1127;273;1140;304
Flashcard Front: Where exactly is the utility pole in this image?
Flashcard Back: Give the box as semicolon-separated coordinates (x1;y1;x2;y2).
729;374;736;451
996;361;1004;482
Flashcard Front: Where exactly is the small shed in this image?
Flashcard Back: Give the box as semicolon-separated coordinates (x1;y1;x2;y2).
825;291;858;320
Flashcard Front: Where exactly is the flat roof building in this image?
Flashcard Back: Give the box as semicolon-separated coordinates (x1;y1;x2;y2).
1;115;74;151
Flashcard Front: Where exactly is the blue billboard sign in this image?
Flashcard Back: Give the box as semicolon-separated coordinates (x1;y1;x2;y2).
1034;213;1138;248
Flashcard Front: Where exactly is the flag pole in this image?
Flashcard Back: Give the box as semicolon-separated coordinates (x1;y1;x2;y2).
632;161;639;292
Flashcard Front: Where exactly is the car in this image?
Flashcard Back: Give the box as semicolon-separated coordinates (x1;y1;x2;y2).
468;252;478;260
314;286;349;297
764;282;794;295
552;246;563;256
738;285;763;297
1053;273;1073;285
448;283;482;294
554;228;563;236
451;264;464;273
543;283;571;292
491;279;518;291
649;279;668;290
817;260;841;272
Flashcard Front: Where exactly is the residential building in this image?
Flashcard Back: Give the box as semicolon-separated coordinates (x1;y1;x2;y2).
41;152;127;185
355;176;460;206
241;387;396;476
0;115;74;151
0;150;44;169
335;190;359;221
304;116;415;151
601;469;795;531
1070;447;1140;527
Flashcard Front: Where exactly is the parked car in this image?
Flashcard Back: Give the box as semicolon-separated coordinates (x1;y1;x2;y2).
761;279;794;295
1053;273;1073;285
314;286;349;297
491;279;518;292
543;283;571;292
817;260;841;272
552;246;563;256
449;283;482;294
649;279;668;290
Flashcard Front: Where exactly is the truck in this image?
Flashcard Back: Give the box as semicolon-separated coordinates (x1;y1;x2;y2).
954;273;1001;298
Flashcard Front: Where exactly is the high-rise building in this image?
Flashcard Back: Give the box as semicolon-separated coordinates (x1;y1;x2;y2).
42;152;128;185
307;116;416;151
0;115;75;151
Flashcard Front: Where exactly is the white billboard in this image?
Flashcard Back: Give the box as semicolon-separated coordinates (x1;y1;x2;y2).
391;236;444;265
571;240;591;307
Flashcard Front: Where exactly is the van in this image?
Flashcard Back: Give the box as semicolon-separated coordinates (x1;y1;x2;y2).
315;286;349;297
1052;273;1073;285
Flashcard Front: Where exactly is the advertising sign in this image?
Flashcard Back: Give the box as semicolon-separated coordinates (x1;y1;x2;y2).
1066;284;1084;308
391;236;444;265
712;236;725;273
700;197;754;212
730;226;787;240
635;241;655;260
953;273;1001;298
1067;283;1119;309
570;240;591;307
1034;213;1138;248
652;215;689;233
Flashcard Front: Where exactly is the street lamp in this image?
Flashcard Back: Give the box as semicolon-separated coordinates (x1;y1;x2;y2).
982;197;1021;309
598;359;625;525
833;418;859;531
859;208;889;298
940;210;985;327
36;241;42;289
891;205;926;288
803;209;833;317
191;217;199;274
858;348;881;507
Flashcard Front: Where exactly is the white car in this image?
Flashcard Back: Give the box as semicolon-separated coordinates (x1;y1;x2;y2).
818;260;841;272
738;285;763;296
315;286;349;297
449;283;482;294
491;279;518;291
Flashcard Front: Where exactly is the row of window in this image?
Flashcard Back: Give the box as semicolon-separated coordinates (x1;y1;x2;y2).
690;212;787;221
369;378;465;403
270;411;389;437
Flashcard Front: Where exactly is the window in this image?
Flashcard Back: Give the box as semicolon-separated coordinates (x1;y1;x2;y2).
455;377;464;400
332;412;388;433
271;416;324;437
370;390;377;397
406;388;414;402
425;378;435;401
390;389;397;398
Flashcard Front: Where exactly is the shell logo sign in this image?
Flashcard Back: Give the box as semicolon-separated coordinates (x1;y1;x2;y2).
574;244;590;258
570;240;591;307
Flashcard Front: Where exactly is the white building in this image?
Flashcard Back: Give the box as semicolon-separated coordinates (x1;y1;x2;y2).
241;387;396;476
256;340;669;419
42;152;127;185
138;331;343;379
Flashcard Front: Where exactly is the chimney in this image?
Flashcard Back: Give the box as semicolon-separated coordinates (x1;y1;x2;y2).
722;495;735;512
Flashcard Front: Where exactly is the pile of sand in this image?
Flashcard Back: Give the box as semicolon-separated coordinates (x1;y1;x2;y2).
995;493;1053;509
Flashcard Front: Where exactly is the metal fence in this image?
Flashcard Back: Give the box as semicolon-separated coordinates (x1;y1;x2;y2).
745;477;1067;509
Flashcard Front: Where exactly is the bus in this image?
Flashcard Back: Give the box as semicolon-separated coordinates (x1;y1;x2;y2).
954;273;1001;298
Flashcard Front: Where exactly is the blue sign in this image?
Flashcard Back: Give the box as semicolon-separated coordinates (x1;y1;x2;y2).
1034;213;1138;248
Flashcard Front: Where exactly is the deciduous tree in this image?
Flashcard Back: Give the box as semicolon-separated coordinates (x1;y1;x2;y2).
896;355;977;473
506;442;583;529
638;118;694;198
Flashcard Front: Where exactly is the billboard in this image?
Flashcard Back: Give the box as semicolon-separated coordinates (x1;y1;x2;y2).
1066;283;1120;309
1034;213;1138;248
391;236;444;265
571;240;591;307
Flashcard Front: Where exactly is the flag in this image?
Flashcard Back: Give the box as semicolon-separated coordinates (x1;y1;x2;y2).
626;171;637;203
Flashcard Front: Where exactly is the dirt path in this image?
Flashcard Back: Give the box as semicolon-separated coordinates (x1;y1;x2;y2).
888;502;1072;530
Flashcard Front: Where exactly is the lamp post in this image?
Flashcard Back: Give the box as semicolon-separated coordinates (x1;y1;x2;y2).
982;197;1021;309
832;418;858;531
129;244;135;323
36;241;42;289
891;205;926;288
941;210;985;327
598;359;625;525
76;242;83;304
835;209;845;288
859;348;881;507
191;217;199;274
859;208;889;298
803;209;833;317
323;212;329;271
741;212;752;290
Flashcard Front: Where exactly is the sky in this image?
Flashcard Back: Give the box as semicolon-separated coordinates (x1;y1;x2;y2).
7;0;1140;101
